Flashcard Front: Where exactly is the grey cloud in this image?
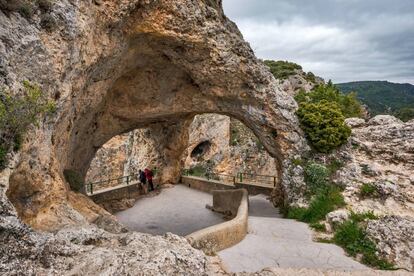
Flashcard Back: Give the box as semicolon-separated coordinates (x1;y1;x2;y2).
223;0;414;84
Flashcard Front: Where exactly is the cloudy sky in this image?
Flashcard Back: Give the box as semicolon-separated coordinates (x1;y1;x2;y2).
223;0;414;84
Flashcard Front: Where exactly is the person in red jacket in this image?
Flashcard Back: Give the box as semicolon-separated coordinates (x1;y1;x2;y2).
144;168;154;191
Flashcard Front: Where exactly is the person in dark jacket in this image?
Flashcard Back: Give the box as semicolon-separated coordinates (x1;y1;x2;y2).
138;169;147;192
144;168;154;191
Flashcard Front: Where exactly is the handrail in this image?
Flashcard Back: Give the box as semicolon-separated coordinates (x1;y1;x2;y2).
86;173;140;195
182;170;277;187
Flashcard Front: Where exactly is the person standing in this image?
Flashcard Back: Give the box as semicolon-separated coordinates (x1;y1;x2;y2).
139;169;147;193
145;168;154;191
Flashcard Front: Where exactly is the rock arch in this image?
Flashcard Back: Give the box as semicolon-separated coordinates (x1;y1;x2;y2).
4;0;306;231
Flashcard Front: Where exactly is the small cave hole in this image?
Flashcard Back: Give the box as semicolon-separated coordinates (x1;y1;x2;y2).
191;140;211;159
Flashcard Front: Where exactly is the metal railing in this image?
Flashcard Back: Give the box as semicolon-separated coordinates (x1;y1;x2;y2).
86;173;140;195
182;169;277;187
237;172;277;187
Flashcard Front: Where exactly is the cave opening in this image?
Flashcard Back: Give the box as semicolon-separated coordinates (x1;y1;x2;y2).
190;140;212;159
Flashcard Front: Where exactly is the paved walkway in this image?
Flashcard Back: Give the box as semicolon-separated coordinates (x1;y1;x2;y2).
115;185;224;236
218;194;367;273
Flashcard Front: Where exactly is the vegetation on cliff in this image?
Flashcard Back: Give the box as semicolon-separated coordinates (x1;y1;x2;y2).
0;81;55;168
264;60;316;82
295;82;363;153
336;81;414;121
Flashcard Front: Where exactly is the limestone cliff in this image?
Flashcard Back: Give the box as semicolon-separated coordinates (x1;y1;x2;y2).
0;0;306;274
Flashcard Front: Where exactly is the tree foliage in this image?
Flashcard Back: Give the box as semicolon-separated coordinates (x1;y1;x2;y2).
296;100;351;153
296;81;364;118
337;81;414;122
263;60;302;80
0;81;55;168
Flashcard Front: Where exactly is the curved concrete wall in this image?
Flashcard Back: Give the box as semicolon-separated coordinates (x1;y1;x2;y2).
186;189;248;254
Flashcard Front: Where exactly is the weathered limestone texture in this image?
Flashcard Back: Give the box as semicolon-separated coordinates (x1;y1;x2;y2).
366;216;414;271
334;116;414;218
0;1;306;274
0;0;305;232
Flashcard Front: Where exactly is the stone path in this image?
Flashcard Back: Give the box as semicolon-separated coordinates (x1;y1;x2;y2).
115;185;224;236
218;194;368;273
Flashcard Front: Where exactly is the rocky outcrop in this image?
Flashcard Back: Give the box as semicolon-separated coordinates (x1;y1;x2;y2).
366;216;414;271
0;1;308;274
333;115;414;218
0;0;305;231
184;114;279;177
0;216;210;275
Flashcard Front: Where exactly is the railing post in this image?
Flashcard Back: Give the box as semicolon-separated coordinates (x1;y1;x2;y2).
273;176;276;187
90;183;93;195
239;173;243;183
233;176;236;185
126;176;129;186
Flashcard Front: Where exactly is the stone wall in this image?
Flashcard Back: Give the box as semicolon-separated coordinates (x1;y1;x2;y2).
186;189;248;254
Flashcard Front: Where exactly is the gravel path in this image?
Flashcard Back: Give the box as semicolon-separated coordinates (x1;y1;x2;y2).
115;185;224;236
218;194;368;273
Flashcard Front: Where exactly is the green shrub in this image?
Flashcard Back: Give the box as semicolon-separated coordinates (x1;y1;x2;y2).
395;107;414;122
296;100;351;153
188;165;207;177
310;222;326;232
296;81;364;118
327;159;344;176
63;170;85;193
305;72;316;83
349;211;378;222
0;81;55;169
333;219;394;269
264;60;302;80
287;185;345;223
359;183;379;198
304;162;329;195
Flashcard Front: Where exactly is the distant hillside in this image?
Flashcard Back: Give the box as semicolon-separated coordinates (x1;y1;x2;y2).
336;81;414;121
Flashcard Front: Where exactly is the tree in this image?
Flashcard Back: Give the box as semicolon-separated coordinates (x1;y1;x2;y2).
0;81;55;168
295;82;363;118
296;100;351;153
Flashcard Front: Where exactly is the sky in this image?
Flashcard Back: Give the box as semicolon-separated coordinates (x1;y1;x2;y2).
223;0;414;84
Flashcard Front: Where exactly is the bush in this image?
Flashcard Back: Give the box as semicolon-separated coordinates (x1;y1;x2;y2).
327;159;344;175
296;81;364;118
264;60;302;80
310;222;326;232
296;100;352;153
0;81;55;169
304;162;329;195
188;165;207;177
333;217;394;270
63;170;84;193
359;183;379;198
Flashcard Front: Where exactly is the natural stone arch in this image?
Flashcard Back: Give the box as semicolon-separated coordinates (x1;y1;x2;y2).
5;0;306;231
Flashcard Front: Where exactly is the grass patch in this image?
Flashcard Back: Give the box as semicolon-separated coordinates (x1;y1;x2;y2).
333;215;394;270
310;222;326;232
188;165;207;177
287;186;345;223
316;237;333;244
327;159;344;176
359;183;380;198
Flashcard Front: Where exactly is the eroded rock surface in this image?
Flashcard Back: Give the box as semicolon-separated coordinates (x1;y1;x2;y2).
1;0;305;231
367;216;414;271
0;0;307;274
334;116;414;218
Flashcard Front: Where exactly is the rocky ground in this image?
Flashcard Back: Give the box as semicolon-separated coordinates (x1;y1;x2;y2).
307;115;414;271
